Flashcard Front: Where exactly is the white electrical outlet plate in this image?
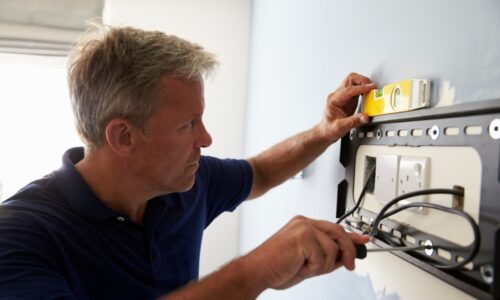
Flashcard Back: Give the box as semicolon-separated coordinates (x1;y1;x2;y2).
374;155;400;204
397;156;430;211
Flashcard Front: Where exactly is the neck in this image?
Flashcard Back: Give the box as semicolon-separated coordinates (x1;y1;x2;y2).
75;148;149;224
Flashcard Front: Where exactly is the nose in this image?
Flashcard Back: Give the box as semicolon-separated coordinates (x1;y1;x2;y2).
196;122;212;148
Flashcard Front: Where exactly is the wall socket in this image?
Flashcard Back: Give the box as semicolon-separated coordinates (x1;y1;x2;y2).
397;156;430;210
398;156;430;196
372;155;430;208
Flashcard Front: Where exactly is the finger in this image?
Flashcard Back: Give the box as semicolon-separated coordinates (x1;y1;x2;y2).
340;73;372;88
306;220;357;270
336;234;370;269
348;232;370;245
332;83;376;107
330;113;369;138
299;228;327;277
311;229;339;274
340;73;371;87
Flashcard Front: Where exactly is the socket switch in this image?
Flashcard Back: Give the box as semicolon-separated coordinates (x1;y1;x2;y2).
397;156;430;205
374;155;400;204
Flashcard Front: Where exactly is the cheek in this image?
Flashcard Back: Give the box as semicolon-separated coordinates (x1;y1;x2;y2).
146;133;194;168
159;143;190;167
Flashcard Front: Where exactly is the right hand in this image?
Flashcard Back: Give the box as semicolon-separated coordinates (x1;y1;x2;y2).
244;215;369;290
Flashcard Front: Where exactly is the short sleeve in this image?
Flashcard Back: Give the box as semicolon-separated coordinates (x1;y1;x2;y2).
196;156;253;227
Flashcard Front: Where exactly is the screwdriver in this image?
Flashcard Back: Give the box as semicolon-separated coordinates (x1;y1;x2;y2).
355;244;430;259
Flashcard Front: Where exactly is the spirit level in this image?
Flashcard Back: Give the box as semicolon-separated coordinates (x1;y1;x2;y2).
363;79;431;116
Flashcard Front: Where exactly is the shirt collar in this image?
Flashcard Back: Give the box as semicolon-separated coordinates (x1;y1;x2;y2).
54;147;119;222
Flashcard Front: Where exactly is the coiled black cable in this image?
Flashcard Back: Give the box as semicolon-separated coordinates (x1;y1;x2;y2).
369;189;480;270
370;189;464;237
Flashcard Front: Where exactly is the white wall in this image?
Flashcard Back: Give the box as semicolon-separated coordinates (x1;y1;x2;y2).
240;0;500;299
103;0;251;276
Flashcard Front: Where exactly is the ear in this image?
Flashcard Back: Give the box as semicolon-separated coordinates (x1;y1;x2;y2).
103;118;136;155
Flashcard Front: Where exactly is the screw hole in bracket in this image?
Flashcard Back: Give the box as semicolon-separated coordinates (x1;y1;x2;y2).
489;119;500;139
429;125;440;140
424;240;434;256
480;264;494;284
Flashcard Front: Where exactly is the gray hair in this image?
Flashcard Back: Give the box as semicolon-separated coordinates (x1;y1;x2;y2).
67;22;218;150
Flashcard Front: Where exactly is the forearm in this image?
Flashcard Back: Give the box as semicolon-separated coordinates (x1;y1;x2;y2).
160;256;266;300
247;124;332;199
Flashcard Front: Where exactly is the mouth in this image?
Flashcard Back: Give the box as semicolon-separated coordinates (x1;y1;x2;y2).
187;160;199;172
189;156;200;165
187;152;201;172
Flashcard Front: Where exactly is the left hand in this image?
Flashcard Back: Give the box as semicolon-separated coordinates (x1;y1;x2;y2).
318;72;375;142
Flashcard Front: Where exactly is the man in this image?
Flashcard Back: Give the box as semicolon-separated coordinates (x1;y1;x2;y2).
0;24;374;299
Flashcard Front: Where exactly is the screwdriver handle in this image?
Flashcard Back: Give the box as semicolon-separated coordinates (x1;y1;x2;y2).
355;244;367;259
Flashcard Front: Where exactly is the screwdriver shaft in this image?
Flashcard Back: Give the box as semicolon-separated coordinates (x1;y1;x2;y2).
367;245;427;252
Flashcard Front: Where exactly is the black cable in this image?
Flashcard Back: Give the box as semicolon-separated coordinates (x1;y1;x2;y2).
336;173;479;270
370;189;463;237
368;188;481;271
378;201;480;270
336;166;376;224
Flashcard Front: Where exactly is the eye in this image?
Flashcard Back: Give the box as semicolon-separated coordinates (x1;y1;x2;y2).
182;120;196;130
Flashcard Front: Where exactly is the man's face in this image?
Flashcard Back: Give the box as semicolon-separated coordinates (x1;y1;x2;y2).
132;76;212;195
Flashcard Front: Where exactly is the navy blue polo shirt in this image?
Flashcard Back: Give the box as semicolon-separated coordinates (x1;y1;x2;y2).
0;147;252;299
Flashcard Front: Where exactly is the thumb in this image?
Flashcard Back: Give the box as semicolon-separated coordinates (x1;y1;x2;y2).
335;113;369;136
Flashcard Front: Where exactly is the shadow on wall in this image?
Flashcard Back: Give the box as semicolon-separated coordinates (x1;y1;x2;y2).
330;269;400;300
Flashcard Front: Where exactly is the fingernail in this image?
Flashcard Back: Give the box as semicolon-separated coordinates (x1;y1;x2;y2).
360;114;369;124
